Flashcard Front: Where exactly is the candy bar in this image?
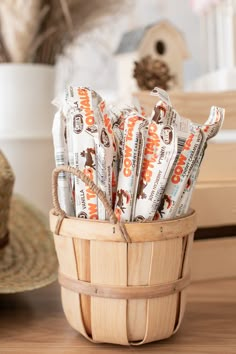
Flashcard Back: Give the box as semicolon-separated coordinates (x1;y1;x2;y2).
114;113;148;222
176;106;225;216
66;86;98;219
157;124;203;219
52;109;74;216
109;108;127;207
93;98;114;219
53;86;225;227
133;100;178;221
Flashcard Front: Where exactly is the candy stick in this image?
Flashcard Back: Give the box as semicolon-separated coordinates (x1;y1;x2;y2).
114;114;148;222
176;106;225;216
52;109;74;216
157;125;203;219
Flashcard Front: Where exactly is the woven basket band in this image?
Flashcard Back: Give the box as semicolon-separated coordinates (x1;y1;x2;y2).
0;230;9;249
58;271;190;300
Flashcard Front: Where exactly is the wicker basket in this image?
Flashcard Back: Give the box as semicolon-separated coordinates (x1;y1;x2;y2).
50;166;197;345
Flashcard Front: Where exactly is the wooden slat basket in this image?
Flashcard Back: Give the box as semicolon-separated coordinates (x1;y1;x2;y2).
50;166;197;346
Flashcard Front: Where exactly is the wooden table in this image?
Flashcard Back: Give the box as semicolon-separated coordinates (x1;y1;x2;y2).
1;279;236;353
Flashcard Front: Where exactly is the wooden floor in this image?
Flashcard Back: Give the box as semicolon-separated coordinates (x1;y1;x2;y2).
1;279;236;354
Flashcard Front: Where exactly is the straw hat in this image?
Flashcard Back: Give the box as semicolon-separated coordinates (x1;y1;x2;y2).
0;151;58;293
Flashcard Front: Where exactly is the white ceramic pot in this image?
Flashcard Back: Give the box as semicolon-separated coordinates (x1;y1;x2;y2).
0;64;55;214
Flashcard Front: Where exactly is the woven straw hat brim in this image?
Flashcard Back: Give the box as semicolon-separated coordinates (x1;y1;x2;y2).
0;195;58;293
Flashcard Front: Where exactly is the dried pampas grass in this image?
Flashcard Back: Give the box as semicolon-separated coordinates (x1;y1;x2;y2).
0;0;43;62
0;0;127;65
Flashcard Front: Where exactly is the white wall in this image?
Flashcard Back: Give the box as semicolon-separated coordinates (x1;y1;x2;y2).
56;0;201;97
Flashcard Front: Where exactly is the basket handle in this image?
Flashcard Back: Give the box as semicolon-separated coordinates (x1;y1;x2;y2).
52;165;117;224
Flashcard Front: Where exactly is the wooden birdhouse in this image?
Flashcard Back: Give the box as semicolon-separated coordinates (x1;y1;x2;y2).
115;20;190;103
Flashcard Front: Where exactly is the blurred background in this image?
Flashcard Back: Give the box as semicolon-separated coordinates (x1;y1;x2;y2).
56;0;201;96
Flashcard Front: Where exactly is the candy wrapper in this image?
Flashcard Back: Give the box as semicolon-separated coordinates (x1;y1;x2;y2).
63;96;75;203
151;87;191;157
176;106;225;216
133;100;178;221
114;113;148;222
52;109;75;216
53;85;225;226
65;86;98;219
93;97;114;220
133;87;192;221
157;124;203;219
110;106;143;206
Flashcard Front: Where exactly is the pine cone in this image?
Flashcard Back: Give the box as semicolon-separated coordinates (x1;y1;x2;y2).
133;55;175;91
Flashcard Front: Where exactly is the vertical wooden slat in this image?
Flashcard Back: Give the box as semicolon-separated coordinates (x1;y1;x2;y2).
73;239;91;335
90;241;128;345
143;238;183;343
53;235;88;337
173;235;188;331
174;233;194;334
127;242;152;342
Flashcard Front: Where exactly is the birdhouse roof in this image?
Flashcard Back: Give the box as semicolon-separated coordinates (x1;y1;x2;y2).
115;20;190;58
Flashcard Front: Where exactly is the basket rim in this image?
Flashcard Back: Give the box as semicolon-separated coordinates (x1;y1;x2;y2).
50;208;195;225
50;209;197;243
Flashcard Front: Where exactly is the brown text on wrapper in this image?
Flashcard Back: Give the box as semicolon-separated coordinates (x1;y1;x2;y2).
141;122;160;183
171;133;194;184
83;167;98;219
77;88;95;126
123;115;141;178
100;101;113;134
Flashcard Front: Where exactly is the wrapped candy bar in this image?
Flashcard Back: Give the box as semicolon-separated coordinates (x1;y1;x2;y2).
176;106;225;216
52;109;74;216
133;101;178;221
109;107;129;206
52;85;225;226
114;113;148;222
65;86;115;220
156;124;203;219
133;89;191;221
65;86;98;219
93;98;114;220
151;87;191;157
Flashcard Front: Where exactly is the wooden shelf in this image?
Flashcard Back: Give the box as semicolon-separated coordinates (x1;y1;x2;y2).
1;279;236;353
